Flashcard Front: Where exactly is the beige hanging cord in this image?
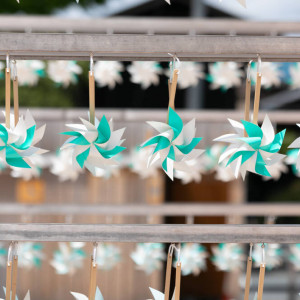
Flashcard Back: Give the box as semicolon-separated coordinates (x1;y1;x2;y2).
12;60;19;126
244;60;252;136
253;55;262;125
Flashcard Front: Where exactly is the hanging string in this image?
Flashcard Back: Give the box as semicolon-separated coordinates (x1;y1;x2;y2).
253;55;262;125
89;53;95;125
243;242;253;300
5;54;11;129
257;243;265;300
11;60;19;126
88;242;98;300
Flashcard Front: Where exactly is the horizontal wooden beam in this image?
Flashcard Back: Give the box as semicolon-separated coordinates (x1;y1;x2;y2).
0;203;300;217
0;16;299;36
0;224;299;243
1;33;300;61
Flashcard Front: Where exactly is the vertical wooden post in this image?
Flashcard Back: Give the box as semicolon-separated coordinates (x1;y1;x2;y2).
5;262;12;300
174;263;181;300
244;78;251;136
11;256;18;300
164;253;172;300
5;67;11;129
243;257;252;300
13;77;19;127
88;256;97;300
253;73;262;125
89;71;95;125
257;264;265;300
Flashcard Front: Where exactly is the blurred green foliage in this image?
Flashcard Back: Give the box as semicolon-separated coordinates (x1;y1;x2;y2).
0;0;104;14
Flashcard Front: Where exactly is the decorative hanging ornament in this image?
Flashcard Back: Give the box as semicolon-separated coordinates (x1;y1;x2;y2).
173;159;204;184
1;57;47;170
17;242;45;269
178;243;208;276
141;55;204;180
288;124;300;171
211;243;245;271
60;55;126;176
285;149;300;177
214;58;286;179
94;61;124;89
47;61;82;88
96;243;121;271
127;61;162;89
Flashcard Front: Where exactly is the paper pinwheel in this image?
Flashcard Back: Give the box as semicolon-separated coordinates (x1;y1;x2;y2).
50;242;86;275
178;243;208;276
207;62;243;91
214;115;286;179
94;61;124;89
0;111;47;169
173;159;203;184
0;243;7;267
212;243;245;271
47;61;82;88
288;244;300;271
127;62;162;89
60;115;126;176
71;287;104;300
14;60;45;86
1;288;30;300
148;287;174;300
252;243;283;270
131;243;166;275
17;242;45;269
285;149;300;177
288;125;300;171
96;243;121;271
141;108;204;180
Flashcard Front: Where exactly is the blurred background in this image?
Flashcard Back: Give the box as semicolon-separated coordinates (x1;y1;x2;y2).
1;1;300;300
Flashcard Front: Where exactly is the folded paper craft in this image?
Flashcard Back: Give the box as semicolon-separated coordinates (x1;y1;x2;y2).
71;286;104;300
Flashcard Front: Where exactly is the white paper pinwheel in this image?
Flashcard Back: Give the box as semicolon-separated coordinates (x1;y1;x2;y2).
47;61;82;88
50;242;86;275
60;115;126;176
252;243;283;270
288;125;300;171
127;62;162;89
17;242;45;269
250;62;282;89
207;62;243;91
96;243;121;271
288;244;300;271
262;160;288;181
173;159;203;184
214;116;286;179
148;287;174;300
0;111;47;170
0;243;7;267
1;288;30;300
71;286;104;300
141;108;204;180
165;62;204;89
178;243;208;276
94;61;124;89
14;60;45;86
212;243;245;271
131;243;166;275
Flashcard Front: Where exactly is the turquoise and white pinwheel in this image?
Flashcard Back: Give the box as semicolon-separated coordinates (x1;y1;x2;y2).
178;243;208;276
60;115;126;176
214;115;286;179
71;286;104;300
141;108;204;180
286;149;300;177
0;111;47;169
96;243;121;271
288;125;300;171
148;287;174;300
17;242;45;269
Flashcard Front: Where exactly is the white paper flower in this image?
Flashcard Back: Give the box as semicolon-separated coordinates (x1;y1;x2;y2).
178;243;208;276
17;242;45;269
60;115;126;176
94;61;124;89
96;243;121;271
127;62;162;89
131;243;166;274
71;286;104;300
165;62;204;89
47;61;82;88
13;61;45;86
207;62;243;91
252;243;283;270
214;116;286;180
50;242;86;275
288;244;300;271
251;63;283;89
212;243;245;271
0;111;47;170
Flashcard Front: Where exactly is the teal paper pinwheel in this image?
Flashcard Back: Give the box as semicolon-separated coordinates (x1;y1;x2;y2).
0;111;47;169
141;108;204;180
60;115;126;176
214;115;286;179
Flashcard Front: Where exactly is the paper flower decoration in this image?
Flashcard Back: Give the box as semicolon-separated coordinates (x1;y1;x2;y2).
212;243;245;271
252;243;283;270
127;62;162;89
0;111;47;169
14;60;45;86
50;242;86;275
288;125;300;171
130;243;166;274
50;149;83;182
288;244;300;271
148;287;174;300
285;149;300;177
0;243;7;267
251;62;282;89
165;62;204;89
71;287;104;300
17;242;45;269
207;62;243;91
214;116;286;179
141;108;204;180
96;243;121;271
60;115;126;176
94;61;124;89
178;243;208;276
47;61;82;88
1;288;30;300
